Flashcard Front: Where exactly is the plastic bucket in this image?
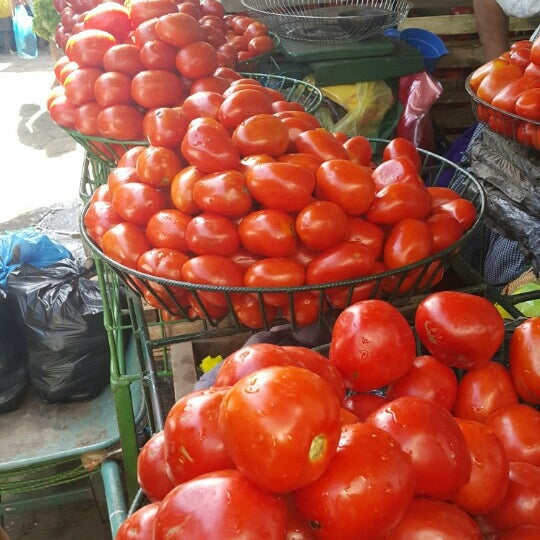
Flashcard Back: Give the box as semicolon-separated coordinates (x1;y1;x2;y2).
398;28;449;73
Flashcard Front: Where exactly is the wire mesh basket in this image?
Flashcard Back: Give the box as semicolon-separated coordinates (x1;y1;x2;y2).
80;140;486;335
465;74;540;151
240;0;411;44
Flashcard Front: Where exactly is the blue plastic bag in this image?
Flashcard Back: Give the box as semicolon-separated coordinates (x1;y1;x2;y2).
12;3;38;59
0;230;72;289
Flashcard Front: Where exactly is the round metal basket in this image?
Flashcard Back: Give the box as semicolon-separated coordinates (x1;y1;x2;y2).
80;140;486;333
465;73;540;151
240;0;411;44
236;32;281;73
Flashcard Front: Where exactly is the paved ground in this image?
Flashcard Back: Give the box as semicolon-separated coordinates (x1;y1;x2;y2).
0;46;115;540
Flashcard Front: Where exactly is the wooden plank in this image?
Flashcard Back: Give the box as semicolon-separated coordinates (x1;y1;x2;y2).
431;107;476;129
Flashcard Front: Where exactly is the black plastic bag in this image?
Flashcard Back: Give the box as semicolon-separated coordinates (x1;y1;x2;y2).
6;258;109;403
0;291;28;413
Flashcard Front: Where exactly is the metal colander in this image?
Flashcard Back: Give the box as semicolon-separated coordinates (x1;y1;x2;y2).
240;0;412;44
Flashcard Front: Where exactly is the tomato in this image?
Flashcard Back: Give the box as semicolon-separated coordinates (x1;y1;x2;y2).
181;90;224;121
219;365;341;493
97;104;144;140
111;182;167;227
74;102;102;136
89;184;111;204
189;75;229;95
175;40;219;79
491;75;540;112
63;67;102;109
485;403;540;467
343;134;372;166
170;165;203;215
383;218;432;270
83;200;123;246
315;159;375;216
386;355;458;411
243;257;305;306
142;107;188;149
218;88;274;130
131;70;187;109
372;156;424;192
145;208;191;250
295;128;349;162
294;422;416;540
139;38;177;71
115;502;159;540
281;289;323;326
93;71;133;108
101;221;152;268
530;33;540;65
133;17;159;48
367;396;472;499
295;201;347;252
366;183;430;225
382;137;422;172
117;145;146;167
176;0;200;18
154;469;287;539
450;418;509;515
273;110;321;130
509;317;540;404
426;212;464;253
65;28;117;68
181;119;240;173
342;392;388;422
515;87;540;121
431;197;477;230
498;525;540;539
345;217;384;259
306;241;376;289
325;268;382;309
102;44;144;77
483;462;540;532
129;0;178;28
185;212;240;256
238;209;297;258
453;361;519;422
200;0;225;17
476;64;524;103
107;166;138;195
516;121;540;149
135;146;182;189
246;162;315;213
232;114;290;157
415;291;505;370
83;1;131;42
231;293;277;329
384;498;482;539
426;186;461;210
137;431;176;502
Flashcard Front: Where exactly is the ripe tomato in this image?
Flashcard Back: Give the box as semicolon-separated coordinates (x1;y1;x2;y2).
135;146;182;189
232;114;290;157
383;218;432;270
83;200;123;246
231;292;277;328
294;423;416;540
170;165;203;215
453;361;519;422
498;525;540;539
137;431;176;502
219;365;341;493
515;87;540;120
111;181;167;226
102;44;144;77
343;134;372;165
238;209;297;258
330;300;415;392
142;106;189;148
491;75;540;112
426;186;461;210
115;502;159;540
509;317;540;404
107;166;138;194
129;0;178;28
65;28;116;68
342;392;388;422
431;197;477;230
117;145;146;167
131;70;187;109
237;153;276;174
281;291;325;328
96;104;144;140
74;102;102;136
154;12;202;47
315;159;375;216
176;40;219;79
101;222;152;268
426;212;464;253
181;90;224;121
476;64;524;103
133;17;159;48
63;67;102;107
372;156;424;192
218;88;274;130
246;162;315;213
367;396;472;499
382;137;422;172
139;39;178;71
386;355;458;411
93;71;133;108
451;418;509;515
345;217;384;259
83;1;131;41
154;469;287;539
415;291;505;370
295;128;349;161
181;119;240;173
185;213;240;256
145;208;191;250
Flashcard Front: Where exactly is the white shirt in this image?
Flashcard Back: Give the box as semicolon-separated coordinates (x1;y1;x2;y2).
496;0;540;18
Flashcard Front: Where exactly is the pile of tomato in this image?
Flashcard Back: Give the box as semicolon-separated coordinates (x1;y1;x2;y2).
116;292;540;539
47;0;275;138
468;35;540;149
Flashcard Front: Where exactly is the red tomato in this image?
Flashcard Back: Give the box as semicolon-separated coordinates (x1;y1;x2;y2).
431;197;477;230
453;361;519;422
117;145;146;168
237;153;276;174
181;119;240;173
115;502;159;540
491;75;540;112
107;166;138;195
135;146;182;189
139;38;177;71
343;135;372;166
111;182;167;226
169;165;203;215
367;396;472;499
74;102;102;136
154;469;287;539
185;213;240;256
246;162;315;213
281;289;324;327
384;498;482;539
218;88;274;130
129;0;178;28
101;222;152;268
131;70;187;109
451;418;509;515
294;422;416;540
232;114;290;157
83;1;131;41
469;58;510;93
295;201;348;251
426;212;464;253
382;137;422;172
97;104;144;140
238;209;297;258
509;317;540;404
366;182;431;225
181;90;224;121
342;392;388;422
144;207;190;250
372;156;424;192
83;200;123;246
137;431;176;502
476;64;524;103
383;218;433;270
386;354;458;411
189;75;230;95
63;67;102;107
218;365;341;493
415;291;505;370
345;217;384;259
531;34;540;65
142;107;189;149
427;186;461;210
102;44;144;77
65;28;116;68
93;71;133;108
515;87;540;121
295;128;349;161
176;40;219;79
231;292;277;329
273;110;321;130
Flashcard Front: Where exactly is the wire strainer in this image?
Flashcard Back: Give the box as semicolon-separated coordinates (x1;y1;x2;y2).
240;0;412;44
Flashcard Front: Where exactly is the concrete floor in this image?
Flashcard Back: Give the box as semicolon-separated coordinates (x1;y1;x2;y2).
0;46;115;540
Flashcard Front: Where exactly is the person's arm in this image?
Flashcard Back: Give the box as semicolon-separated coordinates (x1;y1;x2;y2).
473;0;510;61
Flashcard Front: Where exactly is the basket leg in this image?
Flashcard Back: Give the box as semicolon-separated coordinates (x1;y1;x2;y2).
101;459;127;538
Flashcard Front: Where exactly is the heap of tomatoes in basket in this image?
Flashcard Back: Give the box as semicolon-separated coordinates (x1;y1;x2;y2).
47;0;275;137
468;35;540;149
117;294;540;539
